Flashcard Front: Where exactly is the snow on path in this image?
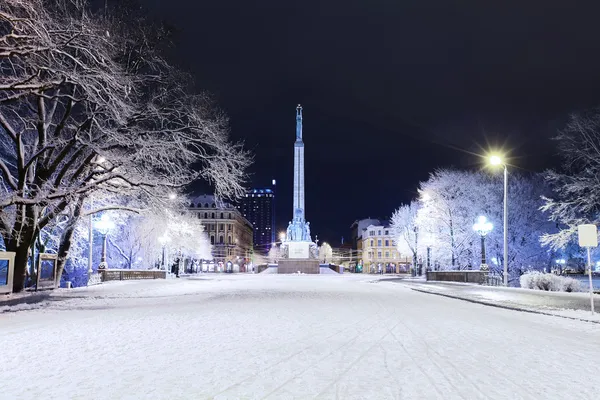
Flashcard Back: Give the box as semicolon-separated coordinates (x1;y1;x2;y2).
1;275;599;400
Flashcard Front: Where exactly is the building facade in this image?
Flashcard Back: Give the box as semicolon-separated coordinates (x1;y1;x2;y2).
237;183;276;255
189;195;253;270
360;224;411;273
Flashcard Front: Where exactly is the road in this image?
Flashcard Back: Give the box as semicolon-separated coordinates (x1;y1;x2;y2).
1;275;599;400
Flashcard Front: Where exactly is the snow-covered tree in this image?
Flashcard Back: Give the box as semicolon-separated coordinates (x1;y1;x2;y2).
390;202;420;269
393;169;557;284
0;0;250;291
541;109;600;251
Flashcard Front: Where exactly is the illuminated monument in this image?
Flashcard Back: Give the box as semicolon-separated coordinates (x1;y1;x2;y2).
278;105;320;273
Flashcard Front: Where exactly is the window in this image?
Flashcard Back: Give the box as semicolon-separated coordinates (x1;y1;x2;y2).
370;239;374;247
197;213;201;219
219;236;224;244
210;236;215;245
369;230;375;236
228;213;232;219
220;212;224;219
377;239;382;247
211;212;215;219
377;251;382;259
228;224;232;231
212;203;216;208
219;224;224;231
385;230;389;236
385;251;390;258
368;252;373;260
228;236;232;244
385;240;389;247
378;230;381;236
204;212;208;218
204;203;209;208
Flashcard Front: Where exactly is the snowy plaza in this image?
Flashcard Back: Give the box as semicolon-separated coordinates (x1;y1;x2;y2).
2;274;599;400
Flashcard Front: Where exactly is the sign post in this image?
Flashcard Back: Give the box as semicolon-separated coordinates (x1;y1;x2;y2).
577;224;597;315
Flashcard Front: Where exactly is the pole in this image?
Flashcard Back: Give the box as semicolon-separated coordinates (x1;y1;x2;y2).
162;245;166;271
503;164;508;286
101;234;107;264
88;197;93;279
587;247;595;315
481;235;486;265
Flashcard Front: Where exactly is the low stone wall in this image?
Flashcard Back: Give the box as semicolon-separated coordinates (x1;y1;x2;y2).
100;269;166;282
426;271;488;285
278;259;320;274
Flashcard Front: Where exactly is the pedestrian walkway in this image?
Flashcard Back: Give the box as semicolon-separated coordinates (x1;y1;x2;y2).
386;278;600;322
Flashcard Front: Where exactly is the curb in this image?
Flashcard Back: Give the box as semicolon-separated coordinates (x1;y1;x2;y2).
0;292;52;308
410;287;600;325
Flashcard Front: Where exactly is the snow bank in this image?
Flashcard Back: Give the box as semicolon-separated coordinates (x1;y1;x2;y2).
520;272;581;292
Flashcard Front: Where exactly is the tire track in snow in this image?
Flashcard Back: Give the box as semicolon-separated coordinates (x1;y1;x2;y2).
213;290;386;398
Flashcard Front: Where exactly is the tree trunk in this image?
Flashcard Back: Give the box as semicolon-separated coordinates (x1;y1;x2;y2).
9;243;31;293
56;198;84;280
7;205;38;292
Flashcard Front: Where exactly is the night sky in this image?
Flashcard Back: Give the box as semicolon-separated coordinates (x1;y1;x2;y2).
138;0;600;245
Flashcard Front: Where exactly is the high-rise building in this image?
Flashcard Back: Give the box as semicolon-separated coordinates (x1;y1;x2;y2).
237;182;276;254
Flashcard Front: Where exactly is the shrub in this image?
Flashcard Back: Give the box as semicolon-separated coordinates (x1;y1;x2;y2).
519;271;581;292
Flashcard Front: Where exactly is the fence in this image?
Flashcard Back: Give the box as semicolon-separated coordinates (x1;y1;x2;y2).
100;269;167;282
426;270;489;285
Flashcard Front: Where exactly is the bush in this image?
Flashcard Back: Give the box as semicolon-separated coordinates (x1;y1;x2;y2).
519;272;581;292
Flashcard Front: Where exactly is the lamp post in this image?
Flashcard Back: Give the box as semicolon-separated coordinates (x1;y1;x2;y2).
472;216;493;271
555;258;566;274
94;214;114;270
490;155;508;285
158;235;170;273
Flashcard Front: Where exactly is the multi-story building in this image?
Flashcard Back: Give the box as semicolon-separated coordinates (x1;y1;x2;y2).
237;182;276;255
189;195;253;270
360;224;410;273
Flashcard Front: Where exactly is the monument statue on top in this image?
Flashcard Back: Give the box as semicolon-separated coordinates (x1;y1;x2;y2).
282;105;318;261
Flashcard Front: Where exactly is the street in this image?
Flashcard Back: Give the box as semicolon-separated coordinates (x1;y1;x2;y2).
1;275;599;400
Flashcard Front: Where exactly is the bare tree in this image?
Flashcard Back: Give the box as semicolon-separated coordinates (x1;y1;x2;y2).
541;110;600;250
0;0;250;291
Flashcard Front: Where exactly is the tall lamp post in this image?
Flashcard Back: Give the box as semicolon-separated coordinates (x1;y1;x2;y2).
472;216;493;271
158;235;171;273
490;155;508;286
94;214;114;270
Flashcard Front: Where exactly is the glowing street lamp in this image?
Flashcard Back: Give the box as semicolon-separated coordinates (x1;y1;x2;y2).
489;154;509;285
94;214;114;270
158;235;171;272
279;231;286;242
473;216;493;270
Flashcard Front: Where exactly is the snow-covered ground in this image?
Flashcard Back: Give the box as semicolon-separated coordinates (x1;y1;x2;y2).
1;274;599;400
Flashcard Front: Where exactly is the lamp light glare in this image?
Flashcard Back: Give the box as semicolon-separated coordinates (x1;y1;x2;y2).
489;155;503;166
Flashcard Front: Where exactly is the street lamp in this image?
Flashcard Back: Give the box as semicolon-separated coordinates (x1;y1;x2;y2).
158;235;171;272
489;154;509;286
555;258;566;274
473;215;493;271
94;214;114;270
279;231;286;242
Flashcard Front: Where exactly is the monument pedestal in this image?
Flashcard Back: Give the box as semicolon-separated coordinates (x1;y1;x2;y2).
278;258;320;274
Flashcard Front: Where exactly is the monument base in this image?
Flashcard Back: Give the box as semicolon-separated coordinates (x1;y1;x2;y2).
277;258;320;274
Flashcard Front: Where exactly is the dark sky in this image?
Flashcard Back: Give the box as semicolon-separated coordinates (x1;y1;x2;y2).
138;0;600;245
